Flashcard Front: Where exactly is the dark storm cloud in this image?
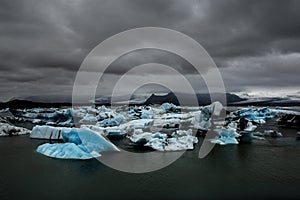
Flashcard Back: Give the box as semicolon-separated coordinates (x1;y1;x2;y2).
0;0;299;101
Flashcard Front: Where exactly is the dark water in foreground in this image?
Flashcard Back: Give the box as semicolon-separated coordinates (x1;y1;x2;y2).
0;128;300;200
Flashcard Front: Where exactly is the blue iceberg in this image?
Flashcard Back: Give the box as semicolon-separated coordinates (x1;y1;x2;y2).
238;107;273;122
20;108;75;127
210;127;240;145
36;127;119;159
36;143;98;160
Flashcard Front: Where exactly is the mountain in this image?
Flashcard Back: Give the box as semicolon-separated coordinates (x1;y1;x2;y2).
144;93;179;105
0;99;71;109
230;97;300;106
143;92;245;106
2;92;300;109
16;95;72;103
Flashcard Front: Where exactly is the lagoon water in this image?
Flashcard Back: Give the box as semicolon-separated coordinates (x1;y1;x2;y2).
0;125;300;200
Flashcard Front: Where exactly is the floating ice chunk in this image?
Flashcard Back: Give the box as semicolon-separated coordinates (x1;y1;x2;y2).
210;101;224;116
228;121;238;129
211;128;240;145
129;132;159;143
81;125;127;138
270;108;300;116
192;112;211;131
144;138;166;151
97;118;118;127
238;107;273;121
161;103;181;113
79;114;98;123
263;130;283;137
97;114;126;127
31;125;65;140
58;118;74;127
129;129;197;151
129;130;168;147
36;143;99;160
72;127;120;153
128;106;153;119
141;112;151;119
32;119;43;124
17;108;74;126
36;127;119;160
126;119;154;129
191;102;223;131
0;108;9;113
244;122;257;132
153;114;181;129
164;135;198;151
0;122;31;136
62;128;82;144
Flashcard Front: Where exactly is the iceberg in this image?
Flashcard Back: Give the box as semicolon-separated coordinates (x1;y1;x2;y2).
192;111;211;131
81;125;127;138
75;127;120;153
31;125;65;140
126;119;154;129
128;106;153;119
35;126;119;159
128;129;198;151
164;129;198;151
16;108;75;127
0;122;31;136
191;102;224;131
79;114;98;123
128;129;164;145
263;130;283;137
97;114;126;127
36;143;98;160
153;114;181;129
161;103;181;113
211;127;240;145
244;121;257;132
238;107;273;122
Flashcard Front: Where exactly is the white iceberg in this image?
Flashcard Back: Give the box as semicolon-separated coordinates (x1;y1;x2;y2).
81;124;127;138
0;122;31;136
191;102;223;131
263;130;283;137
79;114;98;123
153;114;181;129
97;114;126;127
126;119;154;129
31;125;65;140
164;129;198;151
128;129;198;151
244;122;257;132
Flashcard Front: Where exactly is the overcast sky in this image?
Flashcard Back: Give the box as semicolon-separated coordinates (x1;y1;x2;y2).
0;0;300;102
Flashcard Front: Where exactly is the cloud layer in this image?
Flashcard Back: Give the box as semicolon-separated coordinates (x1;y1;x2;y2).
0;0;299;101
